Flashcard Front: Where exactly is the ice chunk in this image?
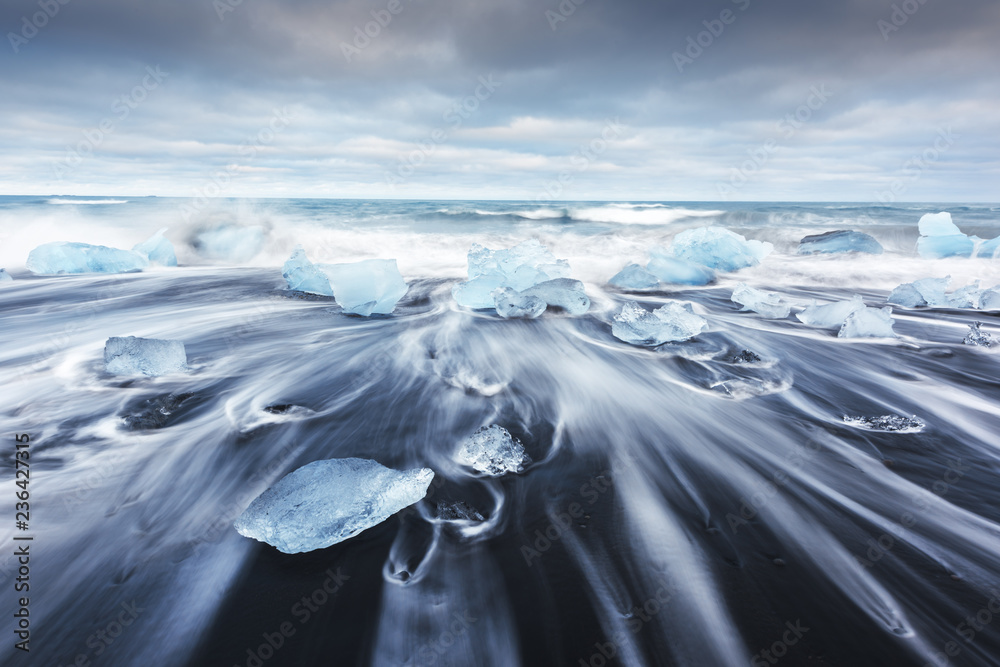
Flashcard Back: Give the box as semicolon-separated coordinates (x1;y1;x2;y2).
980;287;1000;310
888;277;950;308
843;415;924;433
976;236;1000;259
838;307;896;338
667;227;772;272
731;283;790;319
947;281;982;309
0;269;11;282
796;295;866;328
235;458;435;553
26;242;148;275
282;246;334;296
321;259;409;316
104;336;187;376
646;250;715;285
435;501;485;522
918;212;962;236
493;287;546;319
917;234;975;259
191;225;265;262
453;240;571;308
609;263;660;290
456;425;528;476
521;278;590;315
612;301;708;346
798;230;883;255
732;349;762;364
964;322;994;347
132;228;177;267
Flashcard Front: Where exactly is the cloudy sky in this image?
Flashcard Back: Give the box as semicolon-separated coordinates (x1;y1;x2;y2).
1;0;997;200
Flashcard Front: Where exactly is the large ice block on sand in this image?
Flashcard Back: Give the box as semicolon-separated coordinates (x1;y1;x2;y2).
132;228;177;267
667;227;772;272
453;240;571;309
104;336;187;376
493;288;546;319
456;425;528;477
918;212;962;236
0;269;11;282
916;213;974;258
191;225;265;262
609;263;660;290
646;250;715;285
796;296;865;328
282;246;334;296
838;307;896;338
27;242;148;275
235;458;434;554
798;230;883;255
322;259;409;316
520;278;590;315
731;283;790;319
612;301;707;346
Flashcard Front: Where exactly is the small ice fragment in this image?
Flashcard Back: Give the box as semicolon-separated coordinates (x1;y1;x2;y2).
964;322;994;347
321;259;409;316
521;278;590;315
731;283;790;319
609;263;660;290
796;295;865;328
493;287;546;319
918;212;962;236
282;246;334;296
235;458;435;553
0;269;12;282
132;228;177;267
646;251;715;285
191;225;265;262
612;301;708;346
27;242;148;275
732;350;762;364
843;415;925;433
667;227;773;272
838;307;896;339
798;230;883;255
456;425;528;477
435;501;485;522
947;281;982;309
888;277;951;308
104;336;187;376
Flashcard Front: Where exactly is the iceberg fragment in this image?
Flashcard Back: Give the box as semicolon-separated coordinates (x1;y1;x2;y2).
456;425;528;477
322;259;409;316
796;295;866;328
0;269;12;282
104;336;187;376
732;349;762;364
282;246;334;296
963;322;994;348
838;307;896;339
916;213;974;258
731;283;790;319
235;458;435;553
453;240;571;309
520;278;590;315
798;230;883;255
888;277;987;309
667;227;773;272
976;236;1000;259
609;263;660;290
612;301;708;346
843;415;924;433
132;228;177;267
918;212;961;236
493;288;546;319
979;287;1000;310
27;242;148;275
646;250;715;285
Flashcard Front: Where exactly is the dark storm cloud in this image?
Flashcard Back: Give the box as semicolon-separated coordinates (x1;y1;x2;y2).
1;0;997;198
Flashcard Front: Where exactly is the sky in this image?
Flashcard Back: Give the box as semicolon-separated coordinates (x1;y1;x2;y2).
0;0;997;201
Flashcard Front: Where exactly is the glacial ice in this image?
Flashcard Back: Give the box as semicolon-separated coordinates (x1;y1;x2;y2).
26;242;148;275
838;307;897;339
918;212;962;237
234;458;435;554
282;246;334;296
322;259;409;316
612;301;708;346
964;322;994;348
0;269;11;282
798;230;883;255
980;287;1000;310
520;278;590;315
977;236;1000;259
916;213;974;258
667;227;773;272
609;263;660;290
456;425;528;476
646;250;715;285
104;336;187;376
796;295;866;328
493;288;546;319
132;228;177;267
888;277;990;309
191;225;265;262
843;415;925;433
732;349;762;364
453;240;571;309
731;283;790;319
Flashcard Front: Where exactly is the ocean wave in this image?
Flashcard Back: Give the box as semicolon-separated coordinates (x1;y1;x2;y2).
568;204;725;225
48;198;129;205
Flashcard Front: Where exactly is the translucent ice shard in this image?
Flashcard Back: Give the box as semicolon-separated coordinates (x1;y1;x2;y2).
455;425;528;477
321;259;409;316
26;242;148;275
918;212;962;237
235;458;435;554
646;249;715;285
104;336;187;376
796;295;866;328
282;246;334;296
838;307;896;339
963;322;994;347
667;227;772;272
493;287;546;319
843;415;925;433
609;263;660;290
916;213;973;258
132;228;177;267
888;277;950;308
979;287;1000;310
798;230;883;255
453;240;571;309
520;278;590;315
612;301;708;346
731;283;790;319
